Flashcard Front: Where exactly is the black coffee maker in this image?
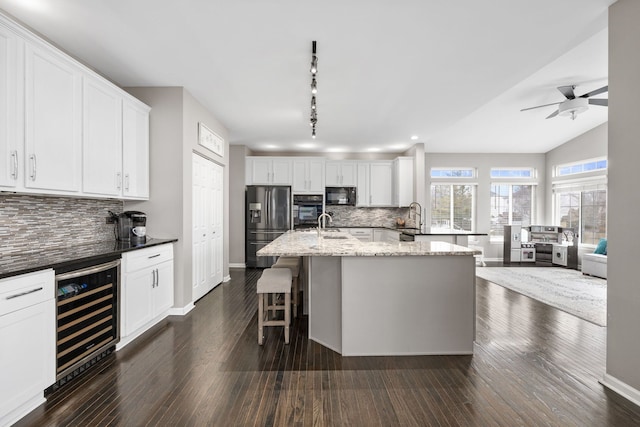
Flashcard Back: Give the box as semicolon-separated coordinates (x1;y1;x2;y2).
110;211;147;244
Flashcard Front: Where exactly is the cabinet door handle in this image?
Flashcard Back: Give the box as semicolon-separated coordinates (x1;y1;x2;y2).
116;172;122;190
11;151;18;180
6;287;43;300
29;154;37;181
148;254;161;259
151;269;157;288
124;173;130;191
155;268;160;287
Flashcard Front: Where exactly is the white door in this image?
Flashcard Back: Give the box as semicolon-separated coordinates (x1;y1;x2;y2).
292;159;308;192
24;42;82;192
369;162;393;206
307;159;325;192
82;76;122;196
0;24;19;189
122;100;150;199
192;153;224;301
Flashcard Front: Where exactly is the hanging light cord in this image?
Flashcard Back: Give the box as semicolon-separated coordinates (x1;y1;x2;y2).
310;40;317;139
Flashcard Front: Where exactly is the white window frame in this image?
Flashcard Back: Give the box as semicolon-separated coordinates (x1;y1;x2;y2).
430;167;476;179
556;158;607;177
552;177;607;246
489;182;537;242
490;167;536;179
430;183;477;232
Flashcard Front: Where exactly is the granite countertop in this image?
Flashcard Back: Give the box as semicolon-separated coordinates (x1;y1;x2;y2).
397;228;488;236
324;225;488;236
0;238;178;280
257;230;480;257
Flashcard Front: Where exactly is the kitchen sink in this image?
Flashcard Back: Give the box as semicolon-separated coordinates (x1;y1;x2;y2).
322;235;349;239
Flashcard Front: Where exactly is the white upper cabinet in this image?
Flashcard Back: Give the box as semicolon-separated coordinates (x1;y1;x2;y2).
24;41;82;193
0;13;150;200
122;99;150;199
0;22;19;189
325;161;356;186
82;76;123;196
357;161;393;207
246;157;292;185
356;162;369;206
393;157;414;207
368;161;393;206
292;158;324;193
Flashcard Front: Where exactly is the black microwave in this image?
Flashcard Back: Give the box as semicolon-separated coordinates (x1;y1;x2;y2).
325;187;356;205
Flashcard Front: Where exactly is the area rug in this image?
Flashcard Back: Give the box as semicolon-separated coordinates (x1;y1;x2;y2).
476;267;607;326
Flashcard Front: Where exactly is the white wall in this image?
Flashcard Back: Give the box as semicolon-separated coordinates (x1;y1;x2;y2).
604;0;640;404
425;153;546;260
229;145;249;267
544;122;608;222
125;87;229;309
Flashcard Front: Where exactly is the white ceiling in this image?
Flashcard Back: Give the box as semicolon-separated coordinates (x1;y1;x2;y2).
0;0;613;154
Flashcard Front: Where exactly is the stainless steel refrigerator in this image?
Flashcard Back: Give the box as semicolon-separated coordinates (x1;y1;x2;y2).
246;185;291;268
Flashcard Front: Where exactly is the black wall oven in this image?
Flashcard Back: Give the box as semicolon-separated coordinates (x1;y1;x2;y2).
293;194;324;228
54;257;120;383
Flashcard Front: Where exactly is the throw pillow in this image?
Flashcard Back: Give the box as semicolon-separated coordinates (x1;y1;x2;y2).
594;238;607;255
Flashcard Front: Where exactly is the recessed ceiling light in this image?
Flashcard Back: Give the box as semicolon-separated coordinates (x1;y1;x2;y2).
411;135;419;141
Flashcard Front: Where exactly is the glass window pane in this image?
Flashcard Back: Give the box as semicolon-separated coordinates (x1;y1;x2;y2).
453;185;473;231
431;185;451;229
431;168;474;178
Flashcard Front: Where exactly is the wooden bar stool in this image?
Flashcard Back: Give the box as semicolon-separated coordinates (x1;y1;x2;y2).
257;267;292;345
272;256;301;318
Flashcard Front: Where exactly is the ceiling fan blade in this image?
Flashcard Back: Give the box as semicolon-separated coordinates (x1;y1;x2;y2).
557;85;576;99
588;98;608;106
520;102;561;112
580;85;608;98
546;110;559;119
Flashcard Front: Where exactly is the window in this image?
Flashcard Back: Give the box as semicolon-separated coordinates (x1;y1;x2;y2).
490;168;534;178
557;159;607;177
430;184;475;231
430;168;475;178
555;182;607;245
490;184;535;240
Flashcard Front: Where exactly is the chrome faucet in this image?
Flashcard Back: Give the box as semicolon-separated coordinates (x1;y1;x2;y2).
317;212;333;235
408;202;422;230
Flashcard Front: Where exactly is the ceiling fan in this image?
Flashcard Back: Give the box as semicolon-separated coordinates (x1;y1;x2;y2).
521;85;608;120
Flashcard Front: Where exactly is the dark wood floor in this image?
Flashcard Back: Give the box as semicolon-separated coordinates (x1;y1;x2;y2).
15;268;640;426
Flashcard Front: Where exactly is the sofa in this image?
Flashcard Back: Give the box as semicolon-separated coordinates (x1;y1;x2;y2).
582;253;607;279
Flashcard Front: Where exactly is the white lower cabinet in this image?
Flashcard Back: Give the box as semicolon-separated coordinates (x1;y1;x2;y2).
373;229;400;243
0;270;55;427
344;228;373;242
119;244;174;349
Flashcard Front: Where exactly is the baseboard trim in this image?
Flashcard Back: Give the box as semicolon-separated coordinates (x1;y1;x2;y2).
169;303;195;317
600;373;640;407
223;274;231;282
229;263;246;269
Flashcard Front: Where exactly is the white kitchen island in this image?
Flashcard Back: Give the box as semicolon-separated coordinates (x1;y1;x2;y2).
258;230;479;356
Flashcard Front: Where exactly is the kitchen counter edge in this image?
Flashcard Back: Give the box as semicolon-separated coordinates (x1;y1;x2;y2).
0;238;178;281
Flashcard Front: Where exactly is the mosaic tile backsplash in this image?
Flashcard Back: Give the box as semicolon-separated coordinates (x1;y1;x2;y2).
0;194;123;256
325;206;413;228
